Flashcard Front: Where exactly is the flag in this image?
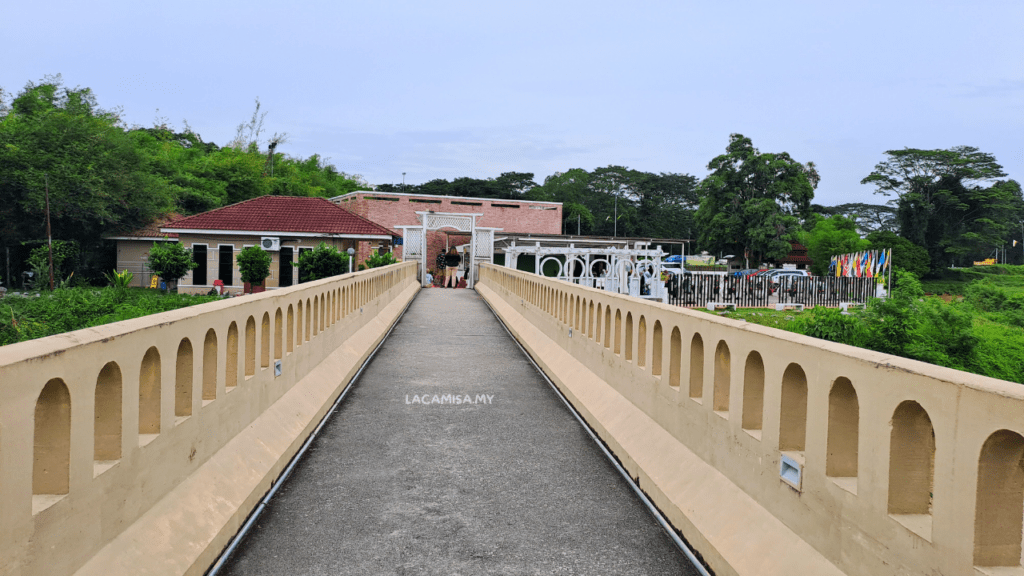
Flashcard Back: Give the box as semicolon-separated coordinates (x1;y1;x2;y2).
866;251;875;278
877;249;887;274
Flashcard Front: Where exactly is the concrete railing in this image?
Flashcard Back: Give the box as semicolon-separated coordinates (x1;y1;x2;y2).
0;262;418;576
478;263;1024;576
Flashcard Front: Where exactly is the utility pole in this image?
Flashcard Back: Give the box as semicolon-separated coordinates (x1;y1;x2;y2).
577;214;580;235
45;173;54;291
613;194;618;238
402;172;406;192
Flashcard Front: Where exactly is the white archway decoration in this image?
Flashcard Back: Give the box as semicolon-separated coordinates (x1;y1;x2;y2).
504;241;668;301
396;212;498;288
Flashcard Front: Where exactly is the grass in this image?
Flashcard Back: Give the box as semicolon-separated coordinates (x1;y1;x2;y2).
1;287;220;346
921;264;1024;295
698;307;804;332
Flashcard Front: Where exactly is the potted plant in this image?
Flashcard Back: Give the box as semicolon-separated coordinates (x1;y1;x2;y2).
237;246;272;294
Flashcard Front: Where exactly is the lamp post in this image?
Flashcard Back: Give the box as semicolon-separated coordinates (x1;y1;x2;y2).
347;247;355;273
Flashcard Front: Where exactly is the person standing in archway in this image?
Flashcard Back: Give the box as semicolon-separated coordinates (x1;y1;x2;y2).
444;247;462;288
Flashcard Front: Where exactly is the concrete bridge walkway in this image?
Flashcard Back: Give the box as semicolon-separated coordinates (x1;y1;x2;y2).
220;288;697;575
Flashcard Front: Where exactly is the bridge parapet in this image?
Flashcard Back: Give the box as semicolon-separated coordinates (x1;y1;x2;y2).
479;263;1024;576
0;262;417;576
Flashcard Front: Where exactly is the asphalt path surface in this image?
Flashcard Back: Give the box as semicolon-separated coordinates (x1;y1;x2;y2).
220;287;697;575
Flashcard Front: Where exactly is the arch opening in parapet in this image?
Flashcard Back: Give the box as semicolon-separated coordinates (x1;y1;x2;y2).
974;429;1024;567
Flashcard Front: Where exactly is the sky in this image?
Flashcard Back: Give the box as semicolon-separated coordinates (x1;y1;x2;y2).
3;0;1021;206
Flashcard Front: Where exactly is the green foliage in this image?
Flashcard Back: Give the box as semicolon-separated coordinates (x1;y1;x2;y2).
695;134;818;265
147;241;196;285
363;249;397;269
804;216;869;275
824;203;899;234
0;76;369;284
236;245;271;285
968;321;1024;383
865;230;930;278
102;269;134;303
0;287;218;346
860;270;923;356
862;147;1023;271
921;265;1024;295
297;242;347;281
789;308;867;346
26;240;80;287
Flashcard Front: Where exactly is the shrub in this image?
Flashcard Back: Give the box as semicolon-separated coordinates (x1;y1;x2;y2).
905;298;978;370
237;246;271;286
363;249;397;269
148;241;197;287
26;240;80;289
860;270;922;357
866;231;930;278
297;242;348;281
103;269;134;303
789;308;866;347
0;287;218;346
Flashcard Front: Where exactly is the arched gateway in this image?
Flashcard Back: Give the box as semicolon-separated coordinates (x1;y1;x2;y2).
396;212;498;289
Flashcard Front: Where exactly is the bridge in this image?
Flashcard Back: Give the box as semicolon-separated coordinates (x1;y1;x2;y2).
1;261;1021;575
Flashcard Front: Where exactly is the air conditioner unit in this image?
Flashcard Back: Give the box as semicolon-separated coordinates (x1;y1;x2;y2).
260;237;281;251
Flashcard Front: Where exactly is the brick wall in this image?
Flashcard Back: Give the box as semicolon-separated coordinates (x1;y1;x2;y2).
333;193;562;264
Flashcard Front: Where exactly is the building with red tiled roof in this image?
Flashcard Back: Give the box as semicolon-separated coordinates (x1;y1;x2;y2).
157;196;396;294
779;242;813;269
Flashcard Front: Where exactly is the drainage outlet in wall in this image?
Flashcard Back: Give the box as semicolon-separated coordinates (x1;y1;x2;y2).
274;360;282;377
780;454;803;491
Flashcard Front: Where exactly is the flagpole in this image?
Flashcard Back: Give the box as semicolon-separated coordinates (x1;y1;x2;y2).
888;248;892;299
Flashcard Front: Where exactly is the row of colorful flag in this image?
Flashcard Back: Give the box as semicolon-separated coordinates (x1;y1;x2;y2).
829;249;892;278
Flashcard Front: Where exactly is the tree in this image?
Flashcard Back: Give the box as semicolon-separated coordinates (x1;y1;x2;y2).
416;178;453;196
804;216;869;275
694;134;818;265
865;231;930;278
827;203;898;235
530;169;596;234
147;241;197;288
0;76;174;281
633;172;699;238
236;246;271;287
297;242;347;281
862;147;1023;270
494;172;537;198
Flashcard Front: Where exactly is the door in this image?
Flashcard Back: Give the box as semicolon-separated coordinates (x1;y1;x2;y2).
298;248;311;283
192;245;207;286
219;245;234;285
279;247;293;287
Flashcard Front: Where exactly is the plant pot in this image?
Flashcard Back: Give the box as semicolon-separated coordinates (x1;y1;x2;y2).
243;282;266;294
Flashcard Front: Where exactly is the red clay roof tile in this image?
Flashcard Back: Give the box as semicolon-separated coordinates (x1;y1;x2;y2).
163;196;394;236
